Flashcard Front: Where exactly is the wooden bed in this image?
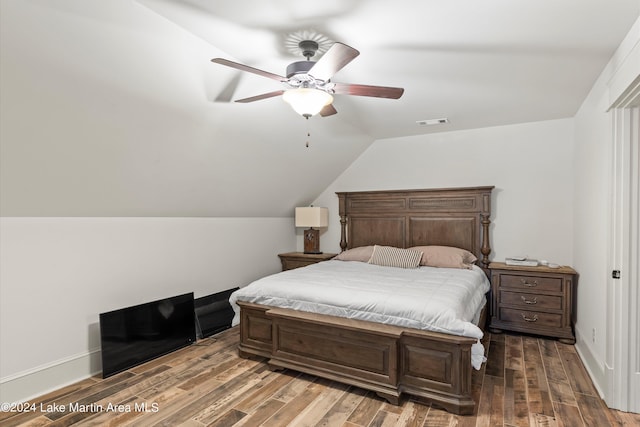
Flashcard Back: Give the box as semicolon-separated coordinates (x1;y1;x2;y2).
236;186;494;414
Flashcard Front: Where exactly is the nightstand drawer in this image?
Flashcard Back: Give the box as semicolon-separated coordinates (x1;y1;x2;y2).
499;274;562;293
283;259;317;270
499;290;563;310
278;252;337;271
499;307;563;328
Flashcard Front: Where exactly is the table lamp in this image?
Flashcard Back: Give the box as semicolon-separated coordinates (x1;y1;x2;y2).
295;207;329;254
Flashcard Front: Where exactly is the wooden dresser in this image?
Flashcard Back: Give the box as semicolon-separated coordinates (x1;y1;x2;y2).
278;252;337;271
489;262;577;344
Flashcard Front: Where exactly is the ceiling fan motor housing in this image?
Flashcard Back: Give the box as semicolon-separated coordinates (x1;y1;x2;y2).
286;61;315;79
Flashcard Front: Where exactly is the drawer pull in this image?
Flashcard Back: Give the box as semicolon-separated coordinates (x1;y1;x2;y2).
521;296;538;305
521;313;539;322
520;279;538;287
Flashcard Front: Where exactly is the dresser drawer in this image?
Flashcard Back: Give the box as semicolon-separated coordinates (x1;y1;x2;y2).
499;290;563;311
499;307;563;328
499;274;562;293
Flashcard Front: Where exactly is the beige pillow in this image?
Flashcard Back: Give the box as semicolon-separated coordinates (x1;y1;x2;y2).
368;245;423;269
334;246;375;262
409;245;477;269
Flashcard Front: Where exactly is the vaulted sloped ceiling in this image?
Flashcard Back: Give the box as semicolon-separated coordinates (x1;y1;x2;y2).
1;0;638;217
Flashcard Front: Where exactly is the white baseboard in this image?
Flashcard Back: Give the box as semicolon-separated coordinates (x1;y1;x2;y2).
0;349;101;404
574;326;606;399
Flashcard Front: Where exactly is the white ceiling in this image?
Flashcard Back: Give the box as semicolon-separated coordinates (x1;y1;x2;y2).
139;0;640;138
1;0;638;217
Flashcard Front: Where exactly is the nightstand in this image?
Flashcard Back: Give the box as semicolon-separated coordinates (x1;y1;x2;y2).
278;252;337;271
489;262;577;344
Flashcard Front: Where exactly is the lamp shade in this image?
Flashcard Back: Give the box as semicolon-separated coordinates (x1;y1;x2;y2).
282;89;333;117
295;207;329;228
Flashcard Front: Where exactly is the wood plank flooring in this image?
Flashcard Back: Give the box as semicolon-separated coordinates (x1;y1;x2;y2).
2;327;638;426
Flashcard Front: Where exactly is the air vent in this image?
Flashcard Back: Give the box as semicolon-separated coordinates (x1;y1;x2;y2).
417;118;449;126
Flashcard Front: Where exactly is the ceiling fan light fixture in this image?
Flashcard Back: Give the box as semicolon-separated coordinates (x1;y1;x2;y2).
282;88;333;117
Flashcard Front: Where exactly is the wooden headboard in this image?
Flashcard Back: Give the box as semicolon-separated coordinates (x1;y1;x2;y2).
336;186;494;268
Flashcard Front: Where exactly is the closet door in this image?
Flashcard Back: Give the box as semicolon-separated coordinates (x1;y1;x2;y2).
608;100;639;413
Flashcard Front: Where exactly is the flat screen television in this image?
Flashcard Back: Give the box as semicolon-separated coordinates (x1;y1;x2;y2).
99;292;196;378
194;287;238;339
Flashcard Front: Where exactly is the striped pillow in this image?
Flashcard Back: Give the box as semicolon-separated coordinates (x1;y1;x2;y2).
368;245;423;269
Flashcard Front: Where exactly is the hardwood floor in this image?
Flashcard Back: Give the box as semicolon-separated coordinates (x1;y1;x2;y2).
2;327;638;426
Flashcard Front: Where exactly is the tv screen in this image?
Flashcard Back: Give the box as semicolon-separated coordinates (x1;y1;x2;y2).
99;292;196;378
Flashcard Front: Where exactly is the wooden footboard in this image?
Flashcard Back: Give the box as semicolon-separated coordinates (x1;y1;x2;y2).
238;301;477;415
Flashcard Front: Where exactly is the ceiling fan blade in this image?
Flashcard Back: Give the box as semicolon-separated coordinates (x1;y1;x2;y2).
234;90;285;103
308;42;359;82
211;58;285;82
214;72;242;103
319;104;337;117
332;83;404;99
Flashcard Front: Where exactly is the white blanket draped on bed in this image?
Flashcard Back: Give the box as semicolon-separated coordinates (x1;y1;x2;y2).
229;260;491;369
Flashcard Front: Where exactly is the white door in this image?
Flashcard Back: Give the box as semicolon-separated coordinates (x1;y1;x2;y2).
607;87;639;412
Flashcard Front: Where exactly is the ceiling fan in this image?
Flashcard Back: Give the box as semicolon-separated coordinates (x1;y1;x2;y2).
211;40;404;118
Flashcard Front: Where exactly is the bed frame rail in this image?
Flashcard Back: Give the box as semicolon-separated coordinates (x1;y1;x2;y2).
238;301;477;414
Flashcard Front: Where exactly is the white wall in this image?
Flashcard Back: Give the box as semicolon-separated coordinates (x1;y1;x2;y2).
0;0;373;218
311;119;575;266
572;64;615;392
573;16;640;399
0;217;294;403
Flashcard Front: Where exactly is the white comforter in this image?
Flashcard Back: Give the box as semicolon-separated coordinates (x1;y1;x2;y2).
229;260;490;369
